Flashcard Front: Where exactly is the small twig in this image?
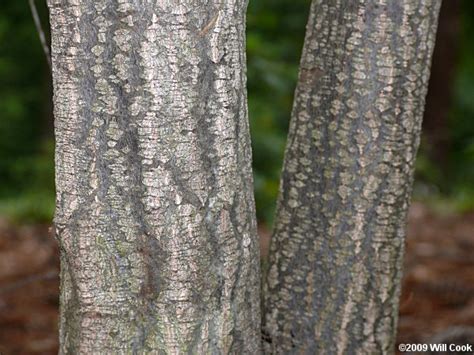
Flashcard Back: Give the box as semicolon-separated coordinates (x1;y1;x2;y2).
0;270;57;295
28;0;52;71
199;12;219;37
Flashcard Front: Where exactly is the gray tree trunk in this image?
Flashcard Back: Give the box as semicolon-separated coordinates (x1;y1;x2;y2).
48;0;260;353
263;0;441;353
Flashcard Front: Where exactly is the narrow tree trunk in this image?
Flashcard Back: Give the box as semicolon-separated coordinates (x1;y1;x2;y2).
48;0;260;353
263;1;441;353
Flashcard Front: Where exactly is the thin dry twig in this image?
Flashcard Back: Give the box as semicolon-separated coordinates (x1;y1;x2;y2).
28;0;52;71
199;12;219;36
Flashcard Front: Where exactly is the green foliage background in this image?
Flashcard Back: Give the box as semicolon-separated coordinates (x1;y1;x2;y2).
444;0;474;210
0;1;54;221
0;0;472;224
413;0;474;212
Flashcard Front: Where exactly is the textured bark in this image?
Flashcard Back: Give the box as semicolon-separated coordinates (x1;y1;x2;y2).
48;0;260;353
263;0;441;353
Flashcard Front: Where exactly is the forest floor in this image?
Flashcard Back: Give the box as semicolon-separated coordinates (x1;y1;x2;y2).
0;202;473;354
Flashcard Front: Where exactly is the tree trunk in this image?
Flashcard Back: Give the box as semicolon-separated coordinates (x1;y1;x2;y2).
263;0;441;353
48;0;260;353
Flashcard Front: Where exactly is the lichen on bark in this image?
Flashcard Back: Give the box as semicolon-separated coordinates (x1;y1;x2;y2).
48;0;260;353
263;0;442;353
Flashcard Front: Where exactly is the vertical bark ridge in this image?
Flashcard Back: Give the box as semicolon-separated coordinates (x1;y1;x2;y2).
263;0;441;353
49;0;260;353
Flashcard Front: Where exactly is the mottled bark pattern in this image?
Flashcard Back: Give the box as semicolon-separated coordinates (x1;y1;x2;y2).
48;0;260;353
264;0;441;353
